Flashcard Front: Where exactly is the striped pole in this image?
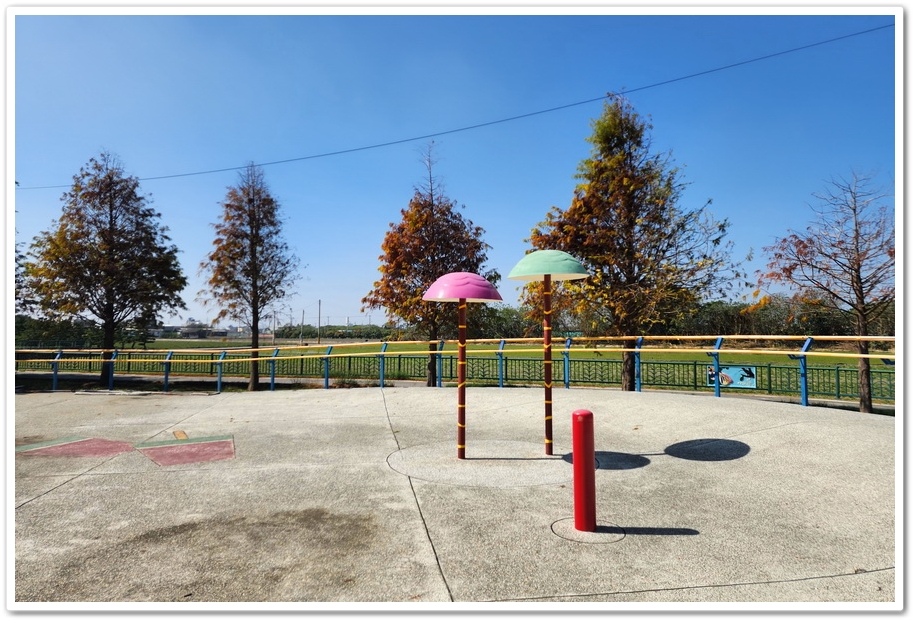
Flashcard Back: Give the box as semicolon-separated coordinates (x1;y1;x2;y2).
457;299;467;459
543;275;553;455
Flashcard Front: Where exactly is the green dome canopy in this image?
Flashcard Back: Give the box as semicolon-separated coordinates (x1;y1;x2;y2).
507;249;589;282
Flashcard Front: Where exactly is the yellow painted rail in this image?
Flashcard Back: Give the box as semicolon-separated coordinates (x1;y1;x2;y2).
15;335;895;405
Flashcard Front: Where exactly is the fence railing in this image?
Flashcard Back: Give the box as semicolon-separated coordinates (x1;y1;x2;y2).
14;335;896;406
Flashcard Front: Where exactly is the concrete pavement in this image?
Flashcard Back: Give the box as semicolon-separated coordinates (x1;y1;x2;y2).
10;385;899;611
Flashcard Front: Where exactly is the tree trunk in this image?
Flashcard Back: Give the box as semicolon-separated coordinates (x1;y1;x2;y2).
856;339;873;414
100;320;116;385
620;339;637;392
853;308;873;413
249;311;261;391
426;341;437;387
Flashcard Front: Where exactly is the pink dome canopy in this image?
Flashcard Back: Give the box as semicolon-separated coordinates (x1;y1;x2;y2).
422;272;502;303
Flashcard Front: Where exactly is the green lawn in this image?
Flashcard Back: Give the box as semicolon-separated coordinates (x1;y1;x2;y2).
133;337;893;369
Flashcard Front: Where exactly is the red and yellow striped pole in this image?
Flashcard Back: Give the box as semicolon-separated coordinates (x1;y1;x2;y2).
423;272;501;460
509;251;587;455
457;298;467;459
543;275;553;455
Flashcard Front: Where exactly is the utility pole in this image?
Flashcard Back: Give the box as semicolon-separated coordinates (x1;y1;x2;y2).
299;309;304;345
317;299;321;344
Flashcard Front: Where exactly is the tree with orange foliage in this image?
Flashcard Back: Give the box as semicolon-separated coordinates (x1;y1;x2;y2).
525;96;744;391
362;144;498;386
757;172;895;413
26;152;187;382
199;163;300;391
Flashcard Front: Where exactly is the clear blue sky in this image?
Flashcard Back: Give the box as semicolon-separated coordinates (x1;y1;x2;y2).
11;5;900;330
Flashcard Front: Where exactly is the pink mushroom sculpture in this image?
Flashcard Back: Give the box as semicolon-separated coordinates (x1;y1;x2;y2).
423;272;502;459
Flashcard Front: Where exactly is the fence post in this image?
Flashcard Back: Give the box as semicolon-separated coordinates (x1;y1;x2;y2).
108;350;119;390
707;337;724;397
270;348;280;391
437;340;445;388
497;339;506;388
323;346;333;389
564;337;572;389
52;350;62;391
378;342;388;387
789;337;814;407
798;355;808;406
216;351;227;393
634;336;644;392
163;351;173;392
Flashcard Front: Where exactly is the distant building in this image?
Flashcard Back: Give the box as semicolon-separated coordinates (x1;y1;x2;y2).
151;325;184;338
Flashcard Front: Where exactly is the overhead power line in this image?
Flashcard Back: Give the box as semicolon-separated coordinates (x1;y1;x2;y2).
16;22;892;191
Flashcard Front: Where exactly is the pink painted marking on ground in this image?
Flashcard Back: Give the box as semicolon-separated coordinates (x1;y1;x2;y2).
20;438;136;458
137;439;236;467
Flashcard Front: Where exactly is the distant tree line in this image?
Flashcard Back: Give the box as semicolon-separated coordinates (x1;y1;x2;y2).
273;323;392;341
16;293;894;350
15;315;153;349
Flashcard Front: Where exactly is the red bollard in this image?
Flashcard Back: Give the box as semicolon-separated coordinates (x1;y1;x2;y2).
572;409;597;532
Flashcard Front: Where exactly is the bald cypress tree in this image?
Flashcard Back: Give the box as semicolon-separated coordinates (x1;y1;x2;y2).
199;163;300;391
362;143;498;386
526;96;744;390
26;151;187;382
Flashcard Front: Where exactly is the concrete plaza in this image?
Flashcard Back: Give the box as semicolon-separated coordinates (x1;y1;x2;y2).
11;385;899;611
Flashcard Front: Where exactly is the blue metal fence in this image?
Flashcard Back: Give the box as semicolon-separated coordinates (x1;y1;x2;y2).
14;347;896;404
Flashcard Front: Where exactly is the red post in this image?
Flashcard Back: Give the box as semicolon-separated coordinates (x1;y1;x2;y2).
457;299;467;460
572;409;596;532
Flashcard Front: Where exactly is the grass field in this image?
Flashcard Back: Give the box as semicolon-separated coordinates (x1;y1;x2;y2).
132;337;894;368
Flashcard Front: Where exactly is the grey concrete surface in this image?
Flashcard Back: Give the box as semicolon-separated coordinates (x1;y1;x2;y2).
10;386;899;612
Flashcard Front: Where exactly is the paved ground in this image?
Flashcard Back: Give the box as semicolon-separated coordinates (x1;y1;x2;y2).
10;385;900;613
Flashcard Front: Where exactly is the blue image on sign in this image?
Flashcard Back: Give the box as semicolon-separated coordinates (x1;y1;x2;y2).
706;366;758;389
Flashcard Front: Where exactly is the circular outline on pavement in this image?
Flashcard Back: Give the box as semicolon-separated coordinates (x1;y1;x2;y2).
551;517;626;543
387;440;573;487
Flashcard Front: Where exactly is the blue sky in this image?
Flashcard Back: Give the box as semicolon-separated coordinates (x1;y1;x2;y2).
10;6;900;330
